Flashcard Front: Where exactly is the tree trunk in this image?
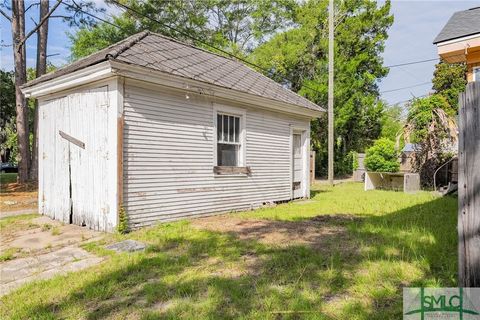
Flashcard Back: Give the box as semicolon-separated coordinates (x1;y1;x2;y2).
12;0;29;183
30;0;49;181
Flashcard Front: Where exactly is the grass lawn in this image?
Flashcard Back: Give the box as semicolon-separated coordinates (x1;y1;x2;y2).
0;173;17;185
0;182;457;319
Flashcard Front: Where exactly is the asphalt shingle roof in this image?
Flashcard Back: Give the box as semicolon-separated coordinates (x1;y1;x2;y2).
433;7;480;44
25;31;324;113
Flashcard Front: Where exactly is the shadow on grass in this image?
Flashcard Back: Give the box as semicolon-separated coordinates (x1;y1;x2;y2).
7;196;457;320
310;188;332;198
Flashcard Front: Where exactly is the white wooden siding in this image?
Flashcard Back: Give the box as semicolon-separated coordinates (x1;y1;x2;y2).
123;80;310;228
38;79;120;231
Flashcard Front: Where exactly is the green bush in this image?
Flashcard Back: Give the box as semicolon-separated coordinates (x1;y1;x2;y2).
364;138;399;173
117;205;129;234
351;151;359;171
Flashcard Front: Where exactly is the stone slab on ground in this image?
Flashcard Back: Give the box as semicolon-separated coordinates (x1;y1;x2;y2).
0;246;104;296
1;216;102;253
105;240;146;252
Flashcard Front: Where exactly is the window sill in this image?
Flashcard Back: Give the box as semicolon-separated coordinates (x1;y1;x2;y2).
213;166;251;176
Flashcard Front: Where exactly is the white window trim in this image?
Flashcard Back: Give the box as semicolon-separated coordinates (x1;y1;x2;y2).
213;105;246;169
474;66;480;82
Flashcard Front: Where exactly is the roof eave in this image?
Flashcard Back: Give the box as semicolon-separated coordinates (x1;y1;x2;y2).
21;61;114;98
434;32;480;45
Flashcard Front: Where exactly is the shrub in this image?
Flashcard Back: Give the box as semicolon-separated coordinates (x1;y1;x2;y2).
117;205;129;234
351;151;359;171
364;138;399;172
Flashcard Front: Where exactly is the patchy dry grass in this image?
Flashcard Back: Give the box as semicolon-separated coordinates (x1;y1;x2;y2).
0;183;457;319
0;214;39;234
0;173;38;213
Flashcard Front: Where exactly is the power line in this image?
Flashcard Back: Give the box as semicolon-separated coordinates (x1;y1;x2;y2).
390;94;429;106
61;2;120;28
110;0;438;105
109;0;331;97
63;1;434;105
64;0;328;105
380;81;431;94
385;58;439;68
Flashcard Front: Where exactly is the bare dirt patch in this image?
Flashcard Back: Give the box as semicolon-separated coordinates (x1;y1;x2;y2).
191;214;361;253
1;215;102;260
0;182;38;213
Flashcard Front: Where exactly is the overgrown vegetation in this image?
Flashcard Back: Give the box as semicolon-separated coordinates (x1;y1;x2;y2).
1;183;457;319
404;95;457;186
432;61;467;110
364;138;399;172
117;205;129;234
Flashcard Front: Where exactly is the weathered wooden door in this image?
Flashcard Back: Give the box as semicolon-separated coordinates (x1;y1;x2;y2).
67;87;109;230
39;86;110;230
292;132;304;198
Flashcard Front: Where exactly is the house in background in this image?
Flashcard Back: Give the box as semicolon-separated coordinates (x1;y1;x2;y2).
22;31;324;232
433;6;480;82
399;143;418;173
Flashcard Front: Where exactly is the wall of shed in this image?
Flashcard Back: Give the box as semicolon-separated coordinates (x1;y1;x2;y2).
38;78;120;232
123;79;311;228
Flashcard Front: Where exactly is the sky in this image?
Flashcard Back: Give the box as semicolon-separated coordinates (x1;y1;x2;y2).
1;0;480;106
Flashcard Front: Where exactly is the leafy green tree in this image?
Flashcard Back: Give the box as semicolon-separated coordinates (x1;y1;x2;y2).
70;0;295;59
381;103;404;147
0;70;16;163
252;0;393;176
432;61;466;111
364;138;399;172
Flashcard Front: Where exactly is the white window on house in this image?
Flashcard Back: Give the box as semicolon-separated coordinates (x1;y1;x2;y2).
474;67;480;82
217;113;241;166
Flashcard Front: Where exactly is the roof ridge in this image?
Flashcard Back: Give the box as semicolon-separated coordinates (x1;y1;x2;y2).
106;30;150;59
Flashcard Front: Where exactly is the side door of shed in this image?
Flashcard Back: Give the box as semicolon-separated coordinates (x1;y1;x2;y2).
39;97;71;223
67;86;110;230
292;132;304;198
39;86;110;230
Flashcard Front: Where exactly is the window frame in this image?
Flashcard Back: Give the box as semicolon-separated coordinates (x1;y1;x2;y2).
473;66;480;82
213;105;246;170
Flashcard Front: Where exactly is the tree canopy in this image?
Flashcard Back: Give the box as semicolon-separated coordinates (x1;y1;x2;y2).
252;0;393;175
70;0;296;59
432;61;467;110
380;103;404;147
0;70;16;163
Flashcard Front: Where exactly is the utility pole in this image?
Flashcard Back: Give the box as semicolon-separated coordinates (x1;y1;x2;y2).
328;0;334;186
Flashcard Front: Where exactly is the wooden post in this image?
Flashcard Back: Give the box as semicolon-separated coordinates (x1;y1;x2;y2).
327;0;334;186
458;82;480;287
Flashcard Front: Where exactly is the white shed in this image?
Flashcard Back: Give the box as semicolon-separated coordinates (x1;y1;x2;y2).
22;31;324;232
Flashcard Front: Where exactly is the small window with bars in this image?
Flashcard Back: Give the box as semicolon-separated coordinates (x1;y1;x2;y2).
217;113;241;166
